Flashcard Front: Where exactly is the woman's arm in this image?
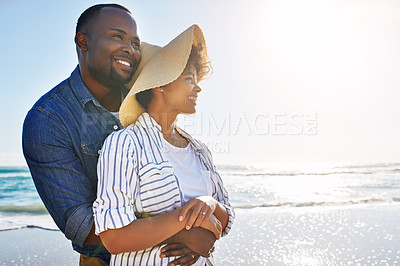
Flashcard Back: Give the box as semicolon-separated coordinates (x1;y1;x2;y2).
94;131;222;255
100;207;183;254
100;206;221;254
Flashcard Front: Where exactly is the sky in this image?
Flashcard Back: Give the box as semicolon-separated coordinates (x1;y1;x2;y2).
1;0;400;166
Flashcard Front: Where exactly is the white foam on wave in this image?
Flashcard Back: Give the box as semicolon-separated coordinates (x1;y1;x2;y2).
0;212;58;231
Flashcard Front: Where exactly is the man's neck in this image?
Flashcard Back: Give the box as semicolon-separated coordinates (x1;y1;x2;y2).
79;66;124;112
95;88;123;112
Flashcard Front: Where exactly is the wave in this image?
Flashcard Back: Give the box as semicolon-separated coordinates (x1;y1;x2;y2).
0;225;59;232
222;171;378;177
0;173;31;178
332;162;400;170
0;167;31;179
217;162;400;177
0;204;48;214
234;197;400;209
2;164;400;179
0;167;29;173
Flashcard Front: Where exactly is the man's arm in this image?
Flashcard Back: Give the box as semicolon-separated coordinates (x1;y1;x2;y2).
22;109;96;246
84;225;103;245
158;228;216;266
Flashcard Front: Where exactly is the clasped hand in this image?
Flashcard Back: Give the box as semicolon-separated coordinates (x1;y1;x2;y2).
179;196;222;239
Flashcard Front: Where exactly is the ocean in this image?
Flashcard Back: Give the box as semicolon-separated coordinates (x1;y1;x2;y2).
1;162;400;231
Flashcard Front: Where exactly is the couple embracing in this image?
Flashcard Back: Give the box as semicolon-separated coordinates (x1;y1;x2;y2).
23;4;234;266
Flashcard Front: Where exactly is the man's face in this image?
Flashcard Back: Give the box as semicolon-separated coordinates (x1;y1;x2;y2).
84;7;141;87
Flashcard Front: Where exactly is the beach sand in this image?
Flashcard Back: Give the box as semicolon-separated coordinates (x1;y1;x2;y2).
214;204;400;265
0;227;77;265
1;204;400;265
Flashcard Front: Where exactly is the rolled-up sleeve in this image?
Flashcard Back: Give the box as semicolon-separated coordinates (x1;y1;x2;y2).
214;170;235;237
65;204;95;245
199;142;235;237
93;130;138;235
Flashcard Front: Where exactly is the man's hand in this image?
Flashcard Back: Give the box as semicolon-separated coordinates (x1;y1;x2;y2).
160;243;200;266
198;214;222;240
161;227;216;258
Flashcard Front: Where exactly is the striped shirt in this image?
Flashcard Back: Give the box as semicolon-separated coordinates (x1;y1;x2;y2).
93;113;235;266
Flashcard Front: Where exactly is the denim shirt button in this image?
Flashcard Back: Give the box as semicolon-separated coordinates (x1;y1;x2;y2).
113;125;118;130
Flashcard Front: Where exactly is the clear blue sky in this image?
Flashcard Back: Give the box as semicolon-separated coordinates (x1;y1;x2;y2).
1;0;400;166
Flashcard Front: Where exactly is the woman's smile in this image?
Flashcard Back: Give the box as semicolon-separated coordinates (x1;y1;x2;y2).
187;95;198;104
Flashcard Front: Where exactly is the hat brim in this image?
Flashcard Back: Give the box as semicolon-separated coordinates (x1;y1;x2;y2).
119;24;206;127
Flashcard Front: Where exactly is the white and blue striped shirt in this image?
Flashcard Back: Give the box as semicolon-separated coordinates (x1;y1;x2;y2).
93;113;234;266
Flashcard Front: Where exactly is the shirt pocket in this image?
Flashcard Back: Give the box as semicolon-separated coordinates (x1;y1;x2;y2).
138;162;182;215
81;138;105;179
81;139;104;156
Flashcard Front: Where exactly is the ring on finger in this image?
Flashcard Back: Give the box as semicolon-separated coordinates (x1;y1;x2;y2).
200;211;206;215
191;254;195;259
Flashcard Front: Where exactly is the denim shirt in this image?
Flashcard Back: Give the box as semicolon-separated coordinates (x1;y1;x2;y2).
22;66;125;263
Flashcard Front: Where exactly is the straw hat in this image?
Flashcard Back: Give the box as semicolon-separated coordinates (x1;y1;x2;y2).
119;24;206;127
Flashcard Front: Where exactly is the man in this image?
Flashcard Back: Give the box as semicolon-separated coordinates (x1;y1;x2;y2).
22;4;215;265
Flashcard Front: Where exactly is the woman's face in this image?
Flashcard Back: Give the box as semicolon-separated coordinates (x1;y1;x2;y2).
162;64;201;114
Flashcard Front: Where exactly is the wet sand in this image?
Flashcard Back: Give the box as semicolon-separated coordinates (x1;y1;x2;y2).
1;204;400;265
214;204;400;265
0;227;77;265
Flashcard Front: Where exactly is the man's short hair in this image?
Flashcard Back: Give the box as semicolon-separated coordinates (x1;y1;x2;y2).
76;4;131;35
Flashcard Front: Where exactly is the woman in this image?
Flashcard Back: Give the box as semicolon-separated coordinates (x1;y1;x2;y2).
93;24;234;266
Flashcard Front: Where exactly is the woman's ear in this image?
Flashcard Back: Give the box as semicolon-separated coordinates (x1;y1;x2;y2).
75;32;88;51
155;87;165;93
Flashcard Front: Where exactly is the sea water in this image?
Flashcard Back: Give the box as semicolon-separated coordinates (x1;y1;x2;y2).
0;167;55;231
1;162;400;231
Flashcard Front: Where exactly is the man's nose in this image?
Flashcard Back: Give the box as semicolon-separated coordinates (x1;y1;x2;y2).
121;41;138;56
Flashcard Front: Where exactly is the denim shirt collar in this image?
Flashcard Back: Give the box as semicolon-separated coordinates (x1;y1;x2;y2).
136;112;204;155
69;66;98;108
69;66;128;109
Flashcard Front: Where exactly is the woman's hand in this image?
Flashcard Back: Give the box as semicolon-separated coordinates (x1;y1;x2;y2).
179;196;218;230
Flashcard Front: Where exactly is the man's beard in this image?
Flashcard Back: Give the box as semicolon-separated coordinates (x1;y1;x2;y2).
109;66;135;85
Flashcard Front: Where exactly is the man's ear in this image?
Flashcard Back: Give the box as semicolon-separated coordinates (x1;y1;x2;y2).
75;32;88;51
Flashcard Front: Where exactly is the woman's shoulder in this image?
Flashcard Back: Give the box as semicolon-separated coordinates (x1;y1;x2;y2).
103;124;145;150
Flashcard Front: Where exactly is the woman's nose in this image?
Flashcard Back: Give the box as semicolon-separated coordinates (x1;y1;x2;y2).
194;84;202;92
